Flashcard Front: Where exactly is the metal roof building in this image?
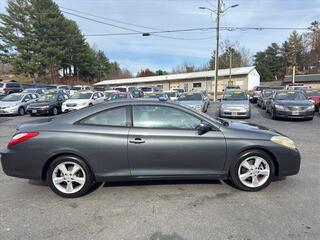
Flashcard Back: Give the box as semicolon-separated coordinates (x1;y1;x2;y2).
95;66;260;92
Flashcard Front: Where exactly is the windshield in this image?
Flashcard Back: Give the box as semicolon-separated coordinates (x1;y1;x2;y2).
223;91;248;100
38;94;57;101
141;87;152;92
262;90;274;97
0;83;4;88
1;94;23;101
255;86;269;91
305;90;320;97
23;89;36;93
178;93;202;101
71;92;93;99
109;93;127;100
143;93;164;98
166;92;177;97
275;91;307;100
71;86;82;91
115;87;127;92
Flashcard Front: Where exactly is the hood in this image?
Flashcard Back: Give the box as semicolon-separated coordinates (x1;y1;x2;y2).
274;100;312;107
221;100;249;106
65;99;89;104
0;101;20;107
226;121;283;136
30;101;55;107
178;100;202;107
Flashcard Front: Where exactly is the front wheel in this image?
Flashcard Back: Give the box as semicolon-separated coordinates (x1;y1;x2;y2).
51;107;58;116
47;156;94;198
18;107;25;116
229;150;274;191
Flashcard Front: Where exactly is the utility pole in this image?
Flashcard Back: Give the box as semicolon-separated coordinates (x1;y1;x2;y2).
199;1;238;100
228;47;233;83
292;54;297;87
213;0;221;101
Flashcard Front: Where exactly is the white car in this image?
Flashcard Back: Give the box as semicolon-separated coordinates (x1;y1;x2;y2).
164;90;179;101
69;85;93;96
62;91;105;112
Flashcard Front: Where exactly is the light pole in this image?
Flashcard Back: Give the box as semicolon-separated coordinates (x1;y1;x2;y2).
199;1;239;101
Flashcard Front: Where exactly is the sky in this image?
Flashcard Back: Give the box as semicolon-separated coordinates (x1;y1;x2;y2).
1;0;319;74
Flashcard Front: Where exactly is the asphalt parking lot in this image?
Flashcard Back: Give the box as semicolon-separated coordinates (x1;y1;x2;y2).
0;103;319;240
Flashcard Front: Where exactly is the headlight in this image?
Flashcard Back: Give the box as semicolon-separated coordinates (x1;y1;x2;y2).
275;104;285;110
306;105;314;111
271;136;296;149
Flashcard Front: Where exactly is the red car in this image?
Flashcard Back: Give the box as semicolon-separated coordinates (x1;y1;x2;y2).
304;89;320;112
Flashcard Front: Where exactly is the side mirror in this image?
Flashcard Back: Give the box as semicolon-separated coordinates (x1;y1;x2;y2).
196;122;212;135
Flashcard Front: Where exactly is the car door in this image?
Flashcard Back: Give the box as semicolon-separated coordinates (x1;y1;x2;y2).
128;104;226;177
73;106;131;178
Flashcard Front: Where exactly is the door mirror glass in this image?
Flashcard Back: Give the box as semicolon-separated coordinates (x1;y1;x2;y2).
196;122;211;135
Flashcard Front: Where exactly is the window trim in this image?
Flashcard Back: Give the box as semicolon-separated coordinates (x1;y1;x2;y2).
131;104;211;131
76;106;131;128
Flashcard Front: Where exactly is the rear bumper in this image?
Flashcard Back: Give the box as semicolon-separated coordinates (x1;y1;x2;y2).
0;147;43;180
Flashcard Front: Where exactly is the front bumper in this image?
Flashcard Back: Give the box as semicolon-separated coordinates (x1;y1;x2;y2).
272;146;301;177
220;109;250;118
62;105;87;112
27;107;50;115
0;107;18;115
274;109;314;119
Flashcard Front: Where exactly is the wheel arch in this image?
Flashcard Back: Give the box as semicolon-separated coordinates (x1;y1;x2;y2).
41;152;95;181
235;147;280;177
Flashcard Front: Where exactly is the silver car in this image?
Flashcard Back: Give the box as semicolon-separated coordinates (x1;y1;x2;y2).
219;90;251;118
177;92;208;112
0;93;38;115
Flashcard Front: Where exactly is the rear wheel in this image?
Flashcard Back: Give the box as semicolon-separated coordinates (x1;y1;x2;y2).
230;150;274;191
271;108;277;120
47;156;94;198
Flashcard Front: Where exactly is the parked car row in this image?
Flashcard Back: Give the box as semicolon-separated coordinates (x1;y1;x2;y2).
253;87;318;121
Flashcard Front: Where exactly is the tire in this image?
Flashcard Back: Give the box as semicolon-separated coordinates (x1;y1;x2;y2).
47;155;94;198
229;150;275;191
89;103;93;107
18;107;25;116
265;105;269;113
271;108;277;120
51;107;58;116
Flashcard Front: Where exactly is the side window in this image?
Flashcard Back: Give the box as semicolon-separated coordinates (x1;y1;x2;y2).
23;95;31;102
92;93;98;99
80;107;128;127
133;105;201;129
58;95;64;101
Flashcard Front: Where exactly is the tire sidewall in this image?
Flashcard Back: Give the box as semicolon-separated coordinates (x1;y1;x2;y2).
47;156;93;198
52;107;58;116
229;150;275;192
18;107;25;116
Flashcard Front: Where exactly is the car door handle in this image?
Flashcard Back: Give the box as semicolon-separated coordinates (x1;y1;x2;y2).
129;138;146;144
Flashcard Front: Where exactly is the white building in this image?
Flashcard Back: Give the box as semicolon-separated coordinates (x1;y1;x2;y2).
95;66;260;93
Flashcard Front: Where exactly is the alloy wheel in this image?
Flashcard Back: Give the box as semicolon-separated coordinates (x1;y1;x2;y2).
237;156;270;188
52;162;86;194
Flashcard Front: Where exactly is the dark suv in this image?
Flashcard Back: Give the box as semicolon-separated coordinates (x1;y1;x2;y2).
0;81;23;95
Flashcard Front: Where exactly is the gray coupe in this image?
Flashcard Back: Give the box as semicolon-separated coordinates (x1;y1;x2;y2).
1;100;300;198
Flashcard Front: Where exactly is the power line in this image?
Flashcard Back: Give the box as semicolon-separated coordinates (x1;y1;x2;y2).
59;6;158;31
61;9;216;40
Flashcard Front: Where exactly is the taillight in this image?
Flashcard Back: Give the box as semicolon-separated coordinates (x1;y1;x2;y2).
8;132;39;149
